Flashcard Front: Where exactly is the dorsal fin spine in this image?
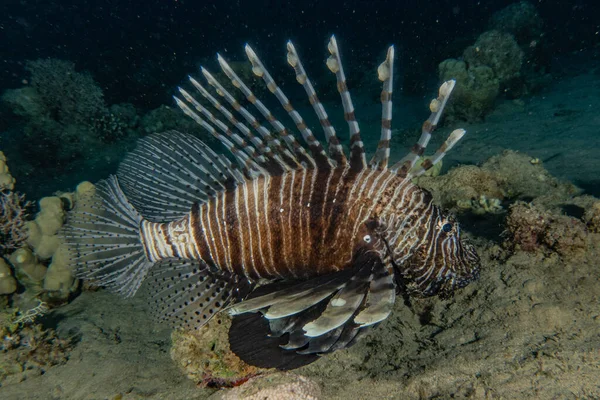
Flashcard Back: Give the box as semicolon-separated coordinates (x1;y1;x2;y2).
391;80;457;175
408;128;466;178
285;41;347;167
370;46;395;170
174;96;265;177
245;44;332;170
185;76;285;175
326;35;367;171
214;54;302;171
178;88;268;165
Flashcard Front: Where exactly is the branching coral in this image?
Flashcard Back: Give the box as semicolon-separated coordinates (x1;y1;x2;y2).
0;304;72;384
12;299;49;326
0;190;31;255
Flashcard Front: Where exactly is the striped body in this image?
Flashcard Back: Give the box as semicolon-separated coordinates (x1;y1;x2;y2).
140;166;431;281
63;37;481;368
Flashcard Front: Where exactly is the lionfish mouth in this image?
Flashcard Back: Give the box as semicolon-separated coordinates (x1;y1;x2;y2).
453;242;481;287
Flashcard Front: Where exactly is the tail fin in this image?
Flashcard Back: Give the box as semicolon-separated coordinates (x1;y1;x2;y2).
61;175;154;298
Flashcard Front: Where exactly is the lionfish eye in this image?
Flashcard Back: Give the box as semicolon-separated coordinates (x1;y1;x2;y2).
442;223;453;233
363;235;372;243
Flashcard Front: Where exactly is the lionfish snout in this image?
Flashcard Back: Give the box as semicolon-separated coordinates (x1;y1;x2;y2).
449;239;481;289
402;220;480;298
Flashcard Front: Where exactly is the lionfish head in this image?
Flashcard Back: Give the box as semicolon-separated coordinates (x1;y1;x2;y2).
399;214;480;298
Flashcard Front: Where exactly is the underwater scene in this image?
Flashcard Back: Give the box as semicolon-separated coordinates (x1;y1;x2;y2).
0;0;599;399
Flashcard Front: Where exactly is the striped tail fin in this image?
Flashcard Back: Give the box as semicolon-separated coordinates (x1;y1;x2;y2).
61;176;153;298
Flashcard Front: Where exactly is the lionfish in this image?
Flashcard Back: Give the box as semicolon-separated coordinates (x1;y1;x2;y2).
62;36;480;369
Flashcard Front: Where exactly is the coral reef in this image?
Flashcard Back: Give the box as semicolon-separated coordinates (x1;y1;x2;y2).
0;151;16;191
584;200;600;232
0;152;93;304
170;313;264;388
1;59;108;170
488;1;550;95
438;2;550;121
1;190;31;255
463;30;523;86
0;59;149;185
30;182;97;301
417;150;579;214
0;302;72;386
488;1;544;46
24;59;106;125
211;373;321;400
0;259;17;295
506;201;589;256
25;196;66;260
9;247;47;292
438;59;499;122
439;30;523;121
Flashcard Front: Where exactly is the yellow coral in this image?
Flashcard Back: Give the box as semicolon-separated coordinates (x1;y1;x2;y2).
171;313;264;387
43;244;77;295
9;247;47;284
0;151;16;191
0;258;17;295
26;196;65;260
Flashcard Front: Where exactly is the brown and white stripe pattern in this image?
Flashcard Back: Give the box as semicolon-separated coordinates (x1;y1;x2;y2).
166;37;478;296
285;41;347;167
245;44;332;170
138;163;475;293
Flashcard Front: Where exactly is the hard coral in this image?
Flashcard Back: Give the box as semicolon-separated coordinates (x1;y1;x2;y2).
439;59;499;122
506;202;588;256
584;201;600;233
463;30;523;86
0;151;16;191
25;58;106;125
417;150;579;214
0;312;72;385
417;164;505;213
170;313;264;388
0;259;17;295
489;1;544;46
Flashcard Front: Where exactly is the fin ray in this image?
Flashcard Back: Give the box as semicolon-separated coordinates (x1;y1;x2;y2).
143;259;253;330
61;176;152;298
118;130;242;221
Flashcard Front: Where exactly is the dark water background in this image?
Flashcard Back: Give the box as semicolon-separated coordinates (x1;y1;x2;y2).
2;0;597;107
0;0;598;198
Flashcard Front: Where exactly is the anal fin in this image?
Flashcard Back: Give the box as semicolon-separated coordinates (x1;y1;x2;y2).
142;258;253;330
